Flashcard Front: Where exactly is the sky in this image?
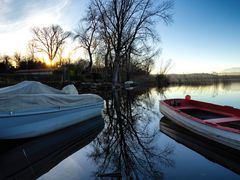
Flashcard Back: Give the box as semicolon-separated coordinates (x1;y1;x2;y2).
0;0;239;73
157;0;240;73
0;0;88;63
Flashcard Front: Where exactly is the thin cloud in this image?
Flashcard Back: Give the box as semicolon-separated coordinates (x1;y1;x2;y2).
0;0;71;54
0;0;70;32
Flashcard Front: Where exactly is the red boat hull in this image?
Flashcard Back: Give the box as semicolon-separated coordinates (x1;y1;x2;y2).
160;96;240;150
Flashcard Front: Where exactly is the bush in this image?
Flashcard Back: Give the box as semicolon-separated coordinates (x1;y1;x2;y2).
156;74;169;87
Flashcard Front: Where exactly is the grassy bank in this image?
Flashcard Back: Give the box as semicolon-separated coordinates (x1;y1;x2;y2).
167;74;240;86
132;73;240;87
0;73;240;89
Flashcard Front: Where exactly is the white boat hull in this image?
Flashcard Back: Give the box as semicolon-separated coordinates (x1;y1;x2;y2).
0;102;103;139
160;104;240;151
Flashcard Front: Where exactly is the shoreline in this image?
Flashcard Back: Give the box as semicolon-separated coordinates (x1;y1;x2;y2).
0;74;240;89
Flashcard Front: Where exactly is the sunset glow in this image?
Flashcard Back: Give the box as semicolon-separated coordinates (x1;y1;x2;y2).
0;0;239;73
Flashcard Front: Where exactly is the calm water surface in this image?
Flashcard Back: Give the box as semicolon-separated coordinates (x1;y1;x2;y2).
2;83;240;180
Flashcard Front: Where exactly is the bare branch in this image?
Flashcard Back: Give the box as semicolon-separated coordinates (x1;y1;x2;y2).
31;25;70;65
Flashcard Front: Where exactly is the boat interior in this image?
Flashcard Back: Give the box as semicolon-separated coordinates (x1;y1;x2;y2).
180;108;229;120
163;98;240;132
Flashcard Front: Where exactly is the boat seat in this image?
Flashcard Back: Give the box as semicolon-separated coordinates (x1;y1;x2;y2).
218;121;240;131
176;106;195;110
179;108;230;120
204;117;240;124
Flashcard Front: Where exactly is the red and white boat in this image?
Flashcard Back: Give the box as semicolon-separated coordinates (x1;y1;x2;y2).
160;95;240;151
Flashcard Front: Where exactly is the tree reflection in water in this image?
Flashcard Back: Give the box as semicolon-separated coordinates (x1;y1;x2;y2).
89;89;174;179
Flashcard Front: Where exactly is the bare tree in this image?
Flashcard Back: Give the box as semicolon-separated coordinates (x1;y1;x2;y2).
89;0;173;86
27;40;36;61
156;59;173;86
2;55;11;65
31;25;71;66
73;6;98;72
1;55;12;72
13;52;22;68
159;59;172;75
57;46;65;67
127;45;160;79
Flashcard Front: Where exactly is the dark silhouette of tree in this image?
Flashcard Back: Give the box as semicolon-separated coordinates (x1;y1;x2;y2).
17;57;47;70
156;59;173;86
31;25;71;66
13;52;22;68
57;46;65;67
122;47;160;80
0;55;14;73
0;63;7;73
73;6;98;73
2;55;11;65
27;40;36;61
86;0;173;86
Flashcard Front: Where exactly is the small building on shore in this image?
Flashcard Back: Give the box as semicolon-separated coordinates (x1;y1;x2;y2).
16;69;55;75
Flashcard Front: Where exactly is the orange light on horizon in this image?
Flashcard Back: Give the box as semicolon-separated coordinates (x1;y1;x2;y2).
46;59;54;67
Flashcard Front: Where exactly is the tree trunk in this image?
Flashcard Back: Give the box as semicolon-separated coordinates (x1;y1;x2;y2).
49;56;53;67
104;51;109;80
126;66;129;81
126;49;131;81
112;58;120;87
86;60;93;73
86;50;93;73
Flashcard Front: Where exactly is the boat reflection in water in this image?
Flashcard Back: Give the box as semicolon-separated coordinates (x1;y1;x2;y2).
160;117;240;175
0;116;104;179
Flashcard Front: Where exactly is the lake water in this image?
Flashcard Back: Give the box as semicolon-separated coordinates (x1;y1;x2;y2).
1;83;240;179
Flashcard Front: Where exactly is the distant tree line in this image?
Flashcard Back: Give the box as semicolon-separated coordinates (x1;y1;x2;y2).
0;53;47;73
0;0;174;85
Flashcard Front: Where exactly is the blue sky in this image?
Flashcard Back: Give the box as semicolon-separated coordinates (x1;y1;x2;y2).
0;0;239;73
157;0;240;73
